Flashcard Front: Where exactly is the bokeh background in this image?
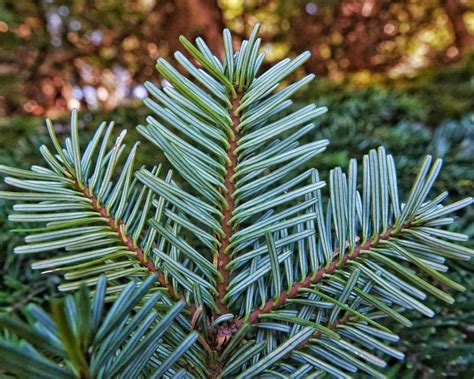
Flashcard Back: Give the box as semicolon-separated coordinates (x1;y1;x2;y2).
0;1;473;377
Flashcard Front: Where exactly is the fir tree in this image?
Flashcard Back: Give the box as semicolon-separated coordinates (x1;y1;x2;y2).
0;24;472;378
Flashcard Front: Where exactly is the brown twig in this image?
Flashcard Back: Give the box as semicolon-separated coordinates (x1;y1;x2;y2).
79;185;178;300
215;95;241;316
235;227;399;328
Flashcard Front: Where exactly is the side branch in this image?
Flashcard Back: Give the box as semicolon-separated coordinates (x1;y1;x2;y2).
236;226;402;327
80;185;178;300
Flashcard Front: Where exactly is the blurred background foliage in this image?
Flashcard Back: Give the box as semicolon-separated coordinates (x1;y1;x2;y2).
1;0;474;117
0;0;473;377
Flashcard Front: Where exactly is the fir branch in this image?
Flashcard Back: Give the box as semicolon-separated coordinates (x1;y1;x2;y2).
1;24;473;378
0;112;186;303
238;226;401;326
79;183;176;299
0;275;203;378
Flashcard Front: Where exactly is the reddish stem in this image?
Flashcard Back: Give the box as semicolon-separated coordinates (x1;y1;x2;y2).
236;227;397;327
80;186;177;299
215;96;241;315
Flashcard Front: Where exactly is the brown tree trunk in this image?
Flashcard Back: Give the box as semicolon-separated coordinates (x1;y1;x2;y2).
165;0;225;58
443;0;474;55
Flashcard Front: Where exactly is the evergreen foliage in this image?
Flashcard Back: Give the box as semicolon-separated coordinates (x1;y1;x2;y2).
0;25;472;378
0;275;199;378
